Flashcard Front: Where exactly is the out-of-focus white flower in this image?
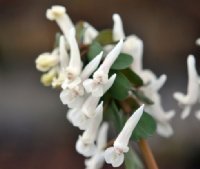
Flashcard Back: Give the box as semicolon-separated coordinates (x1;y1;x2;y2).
36;49;59;72
141;74;175;137
195;110;200;120
112;13;125;41
82;74;116;118
83;39;123;97
173;55;200;119
62;28;82;87
76;102;103;157
46;5;74;42
83;22;99;45
196;38;200;46
60;52;103;108
85;122;109;169
104;105;144;167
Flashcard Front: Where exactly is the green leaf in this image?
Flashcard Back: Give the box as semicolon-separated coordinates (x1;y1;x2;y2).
94;29;113;45
125;147;144;169
132;90;154;105
104;100;125;132
109;71;132;100
87;41;103;61
122;68;143;87
75;21;85;44
111;53;133;70
132;112;157;141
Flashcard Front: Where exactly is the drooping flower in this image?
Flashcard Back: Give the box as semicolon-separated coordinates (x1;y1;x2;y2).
104;105;144;167
83;39;123;97
46;5;74;42
173;55;200;119
76;102;103;157
85;122;109;169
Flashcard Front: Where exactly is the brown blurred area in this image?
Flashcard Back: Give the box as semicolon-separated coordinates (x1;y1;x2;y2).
0;0;200;169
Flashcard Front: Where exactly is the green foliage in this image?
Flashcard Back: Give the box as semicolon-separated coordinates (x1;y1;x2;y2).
94;29;113;45
132;112;157;141
75;21;85;44
87;41;103;61
109;71;132;101
125;147;144;169
104;101;125;133
122;68;143;87
111;53;133;70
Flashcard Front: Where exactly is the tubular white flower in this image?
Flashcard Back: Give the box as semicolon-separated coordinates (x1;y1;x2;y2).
83;40;123;97
104;105;144;167
122;35;143;74
112;13;125;41
62;28;82;88
83;22;99;45
173;55;199;119
46;5;74;41
82;74;116;118
75;102;103;157
35;49;59;72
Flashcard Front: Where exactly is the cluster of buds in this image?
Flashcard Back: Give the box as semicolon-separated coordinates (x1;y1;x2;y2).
35;4;200;169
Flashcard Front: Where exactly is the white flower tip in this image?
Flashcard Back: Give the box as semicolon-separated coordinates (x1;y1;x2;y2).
103;73;117;93
76;136;96;157
104;147;124;167
195;38;200;46
188;54;195;65
180;106;191;119
173;92;185;103
112;13;120;22
46;5;66;20
157;122;174;138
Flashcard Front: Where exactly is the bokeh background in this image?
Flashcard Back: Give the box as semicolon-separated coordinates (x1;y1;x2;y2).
0;0;200;169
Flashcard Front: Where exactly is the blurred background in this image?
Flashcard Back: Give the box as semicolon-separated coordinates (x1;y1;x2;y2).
0;0;200;169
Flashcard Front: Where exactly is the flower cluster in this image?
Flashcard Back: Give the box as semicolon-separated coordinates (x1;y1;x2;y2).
35;5;200;169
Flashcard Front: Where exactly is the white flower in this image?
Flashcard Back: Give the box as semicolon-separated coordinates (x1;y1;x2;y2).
104;105;144;167
60;52;103;108
62;28;82;87
82;74;116;118
140;74;175;137
46;5;74;42
112;13;125;41
75;102;103;157
83;22;99;45
83;39;123;97
85;122;109;169
35;49;59;72
173;55;199;119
